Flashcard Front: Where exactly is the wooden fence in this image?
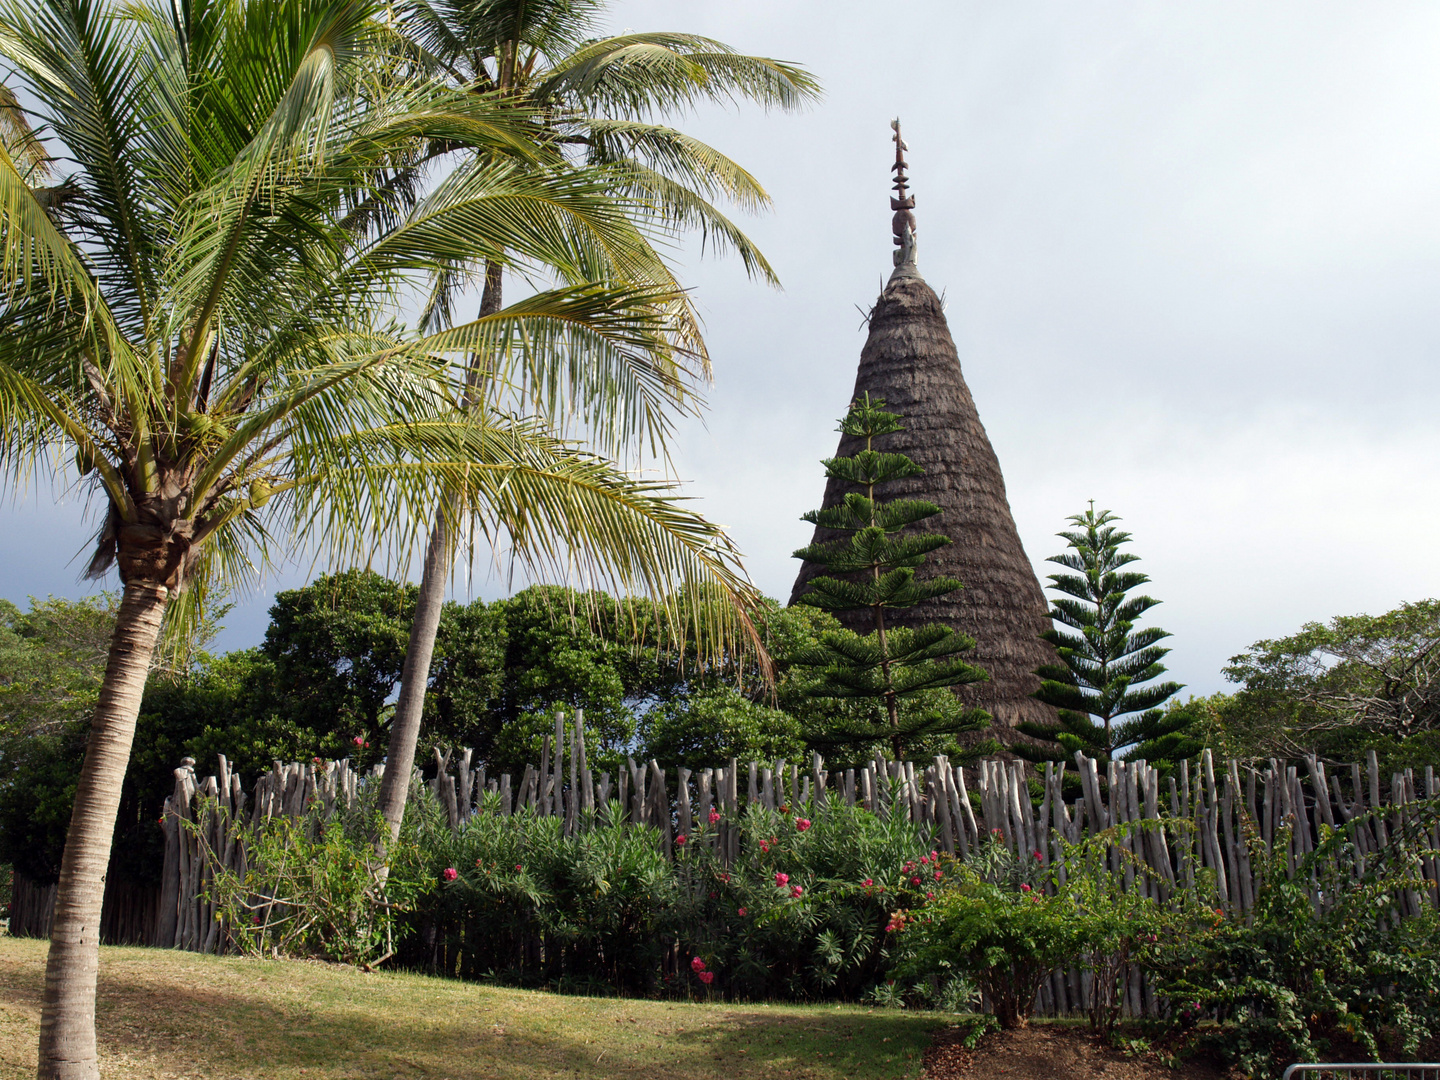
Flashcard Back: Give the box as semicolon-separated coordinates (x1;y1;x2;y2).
7;711;1438;1015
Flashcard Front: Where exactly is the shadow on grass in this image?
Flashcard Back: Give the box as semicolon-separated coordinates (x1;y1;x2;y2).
0;941;942;1080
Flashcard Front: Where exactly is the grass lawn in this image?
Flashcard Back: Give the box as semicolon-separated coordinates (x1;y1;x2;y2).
0;936;943;1080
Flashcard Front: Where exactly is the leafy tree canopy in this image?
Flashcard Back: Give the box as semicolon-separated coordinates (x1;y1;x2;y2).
0;595;115;740
1218;599;1440;769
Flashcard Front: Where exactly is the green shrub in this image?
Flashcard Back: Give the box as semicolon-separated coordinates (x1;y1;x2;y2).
1145;806;1440;1075
388;787;939;999
895;835;1084;1028
199;806;397;967
667;798;937;1000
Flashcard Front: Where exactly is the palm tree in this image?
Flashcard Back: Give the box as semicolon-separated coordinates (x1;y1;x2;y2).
0;0;758;1073
376;0;819;838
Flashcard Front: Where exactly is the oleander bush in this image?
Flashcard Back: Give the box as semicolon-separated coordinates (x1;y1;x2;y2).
390;791;941;999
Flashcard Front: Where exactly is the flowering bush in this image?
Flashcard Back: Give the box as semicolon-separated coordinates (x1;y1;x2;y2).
892;835;1086;1029
665;797;938;1001
392;797;674;991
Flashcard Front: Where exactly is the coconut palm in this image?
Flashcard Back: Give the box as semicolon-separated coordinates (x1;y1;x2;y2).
0;0;759;1073
376;0;819;837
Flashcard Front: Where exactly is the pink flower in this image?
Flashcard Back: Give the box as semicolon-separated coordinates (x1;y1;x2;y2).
930;850;939;861
919;856;929;865
991;828;1003;837
1021;883;1032;892
863;878;874;888
911;876;921;886
691;956;706;973
795;818;812;832
352;735;365;746
676;834;687;845
442;867;458;882
926;891;935;899
698;971;715;985
737;907;747;916
774;872;789;887
790;885;804;898
514;864;522;871
934;870;943;881
718;872;731;883
708;810;721;825
759;841;770;854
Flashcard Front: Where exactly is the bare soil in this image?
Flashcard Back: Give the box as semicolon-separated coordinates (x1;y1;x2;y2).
922;1022;1237;1080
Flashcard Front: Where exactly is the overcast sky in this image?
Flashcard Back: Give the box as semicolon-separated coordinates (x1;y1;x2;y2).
4;1;1439;697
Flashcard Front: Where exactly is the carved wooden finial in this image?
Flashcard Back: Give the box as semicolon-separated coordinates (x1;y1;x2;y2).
890;119;917;267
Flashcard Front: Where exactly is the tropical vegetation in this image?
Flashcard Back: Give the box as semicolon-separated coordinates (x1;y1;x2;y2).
0;0;808;1069
372;0;819;843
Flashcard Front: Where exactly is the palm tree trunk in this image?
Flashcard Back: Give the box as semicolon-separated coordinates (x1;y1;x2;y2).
376;513;452;840
378;261;503;840
38;580;169;1080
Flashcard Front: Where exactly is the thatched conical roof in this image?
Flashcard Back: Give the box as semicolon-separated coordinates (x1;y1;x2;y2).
789;127;1058;736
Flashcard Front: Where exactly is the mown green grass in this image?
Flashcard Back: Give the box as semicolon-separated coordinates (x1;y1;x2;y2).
0;936;942;1079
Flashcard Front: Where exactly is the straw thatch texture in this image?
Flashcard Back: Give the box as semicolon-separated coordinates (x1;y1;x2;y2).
789;265;1059;736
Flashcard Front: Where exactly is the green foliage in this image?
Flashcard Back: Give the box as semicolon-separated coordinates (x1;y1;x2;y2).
201;807;399;967
260;571;418;748
1059;826;1175;1036
0;595;115;882
636;687;804;771
397;0;820;308
1146;803;1440;1074
1018;506;1182;764
895;837;1084;1029
669;798;938;1000
0;594;115;739
0;581;854;889
898;828;1180;1034
388;786;939;999
791;396;990;760
0;718;85;881
1222;599;1440;764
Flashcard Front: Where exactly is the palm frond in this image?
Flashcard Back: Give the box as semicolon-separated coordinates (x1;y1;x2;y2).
535;33;820;118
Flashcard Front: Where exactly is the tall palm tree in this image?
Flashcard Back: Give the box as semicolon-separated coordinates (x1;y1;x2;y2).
0;0;757;1073
376;0;819;837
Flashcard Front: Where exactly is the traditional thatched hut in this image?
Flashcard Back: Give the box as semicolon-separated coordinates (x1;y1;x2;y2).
789;123;1058;737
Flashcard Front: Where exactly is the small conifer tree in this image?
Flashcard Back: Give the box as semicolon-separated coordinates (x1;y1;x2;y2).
791;396;990;759
1016;506;1183;763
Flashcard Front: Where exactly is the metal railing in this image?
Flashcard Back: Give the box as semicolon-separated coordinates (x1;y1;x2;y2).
1283;1067;1440;1080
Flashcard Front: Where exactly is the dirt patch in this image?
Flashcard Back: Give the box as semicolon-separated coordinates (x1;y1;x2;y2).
922;1023;1236;1080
